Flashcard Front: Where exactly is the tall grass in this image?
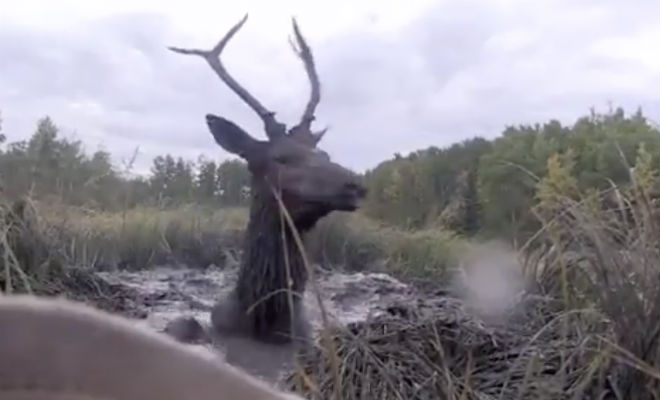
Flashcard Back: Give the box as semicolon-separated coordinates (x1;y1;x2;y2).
310;212;466;283
0;198;249;298
49;203;248;270
1;196;466;293
522;147;660;398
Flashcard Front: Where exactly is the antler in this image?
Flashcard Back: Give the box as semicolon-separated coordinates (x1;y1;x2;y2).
168;14;286;140
287;18;326;147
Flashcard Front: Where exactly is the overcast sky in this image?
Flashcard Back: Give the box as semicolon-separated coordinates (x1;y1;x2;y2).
1;0;658;174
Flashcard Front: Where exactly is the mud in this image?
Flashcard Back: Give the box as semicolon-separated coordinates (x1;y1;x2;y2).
97;264;421;383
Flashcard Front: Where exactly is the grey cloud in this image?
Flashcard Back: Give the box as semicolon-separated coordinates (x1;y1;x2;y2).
314;0;660;168
1;1;658;175
0;14;266;169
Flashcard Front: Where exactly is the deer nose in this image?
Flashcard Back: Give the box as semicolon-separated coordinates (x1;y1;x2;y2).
205;114;219;124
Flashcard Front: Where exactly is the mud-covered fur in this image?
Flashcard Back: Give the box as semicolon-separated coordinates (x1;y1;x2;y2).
0;295;303;400
211;182;317;343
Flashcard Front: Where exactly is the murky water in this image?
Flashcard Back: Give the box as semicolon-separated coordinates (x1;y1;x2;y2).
98;265;419;382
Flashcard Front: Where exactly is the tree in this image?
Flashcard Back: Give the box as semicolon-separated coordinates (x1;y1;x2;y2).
195;156;219;203
26;116;60;196
81;150;121;208
216;159;250;206
0;110;5;145
462;168;480;235
149;155;176;203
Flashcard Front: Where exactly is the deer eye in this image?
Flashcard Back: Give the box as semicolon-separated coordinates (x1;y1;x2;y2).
274;155;292;164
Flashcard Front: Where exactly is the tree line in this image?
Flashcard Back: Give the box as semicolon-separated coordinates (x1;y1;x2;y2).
1;107;658;243
363;107;659;243
0;114;250;210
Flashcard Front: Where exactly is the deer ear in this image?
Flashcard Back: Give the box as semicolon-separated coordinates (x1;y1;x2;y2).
205;114;260;159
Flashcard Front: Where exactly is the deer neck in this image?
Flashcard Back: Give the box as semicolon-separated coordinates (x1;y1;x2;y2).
233;183;312;338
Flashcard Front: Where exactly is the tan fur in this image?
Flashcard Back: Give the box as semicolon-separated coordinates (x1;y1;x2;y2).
0;295;303;400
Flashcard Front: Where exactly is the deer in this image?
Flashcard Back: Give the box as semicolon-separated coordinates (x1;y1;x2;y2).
167;14;367;347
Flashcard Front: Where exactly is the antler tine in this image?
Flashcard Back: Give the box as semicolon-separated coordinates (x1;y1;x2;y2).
168;14;286;139
288;18;322;144
311;127;328;144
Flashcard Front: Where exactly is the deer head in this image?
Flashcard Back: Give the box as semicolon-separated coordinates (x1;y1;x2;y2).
169;15;366;225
